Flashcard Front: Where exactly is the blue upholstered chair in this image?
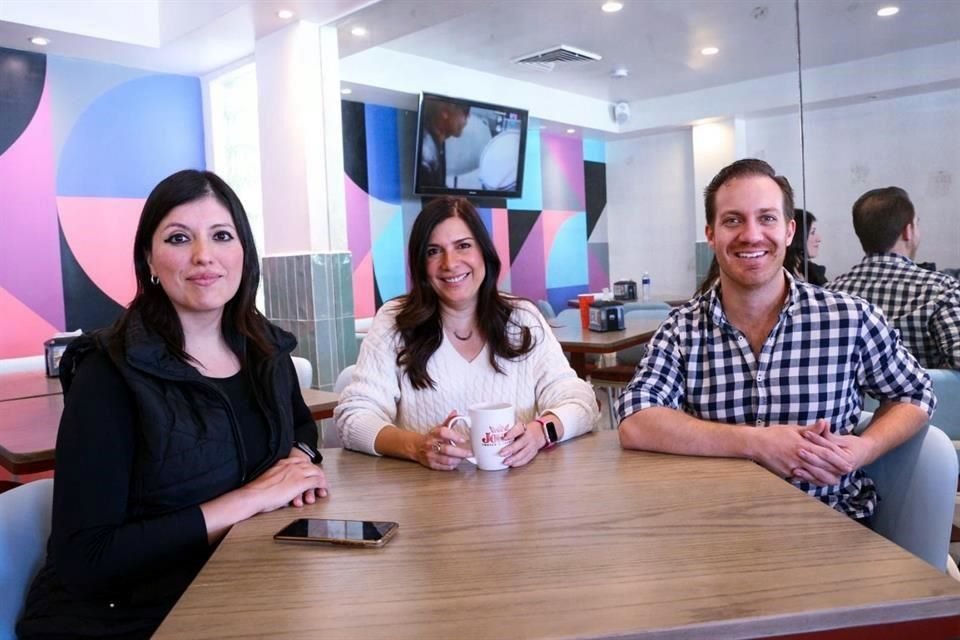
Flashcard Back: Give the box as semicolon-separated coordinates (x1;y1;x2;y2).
927;369;960;464
0;478;54;639
857;413;957;571
534;299;556;320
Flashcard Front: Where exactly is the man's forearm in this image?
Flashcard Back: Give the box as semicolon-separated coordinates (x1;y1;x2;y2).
859;401;929;466
619;406;755;459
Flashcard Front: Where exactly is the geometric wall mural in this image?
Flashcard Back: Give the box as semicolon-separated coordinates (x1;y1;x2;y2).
341;100;609;319
0;46;205;357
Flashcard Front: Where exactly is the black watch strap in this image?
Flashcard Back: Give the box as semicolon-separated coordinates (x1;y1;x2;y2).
294;441;323;465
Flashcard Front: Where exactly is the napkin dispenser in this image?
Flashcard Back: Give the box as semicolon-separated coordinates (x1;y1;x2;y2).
44;335;78;378
613;280;637;301
588;301;625;332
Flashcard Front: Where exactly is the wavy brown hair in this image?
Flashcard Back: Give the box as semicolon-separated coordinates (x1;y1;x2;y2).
395;197;534;389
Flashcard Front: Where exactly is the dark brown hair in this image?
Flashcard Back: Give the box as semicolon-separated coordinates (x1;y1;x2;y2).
704;158;795;227
785;209;817;277
395;197;533;389
851;186;914;254
114;169;274;364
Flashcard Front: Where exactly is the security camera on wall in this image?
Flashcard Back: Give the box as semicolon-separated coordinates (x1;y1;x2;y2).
612;101;630;125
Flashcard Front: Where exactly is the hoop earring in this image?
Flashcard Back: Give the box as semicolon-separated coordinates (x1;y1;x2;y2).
150;274;159;285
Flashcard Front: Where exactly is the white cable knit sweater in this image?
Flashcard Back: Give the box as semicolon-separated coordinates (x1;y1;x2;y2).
335;298;599;455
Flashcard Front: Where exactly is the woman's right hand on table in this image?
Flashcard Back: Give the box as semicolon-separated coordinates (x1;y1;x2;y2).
416;410;472;470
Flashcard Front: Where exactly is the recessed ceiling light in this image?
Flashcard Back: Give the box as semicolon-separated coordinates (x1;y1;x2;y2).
601;1;623;12
341;88;353;95
29;36;49;46
351;26;368;37
611;66;629;78
877;6;899;17
277;9;294;19
566;128;576;134
701;46;719;56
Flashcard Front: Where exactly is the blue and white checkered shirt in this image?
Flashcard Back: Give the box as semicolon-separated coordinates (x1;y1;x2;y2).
827;253;960;369
616;271;935;519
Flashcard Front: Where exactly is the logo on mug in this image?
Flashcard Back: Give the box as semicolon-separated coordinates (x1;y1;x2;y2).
481;423;511;446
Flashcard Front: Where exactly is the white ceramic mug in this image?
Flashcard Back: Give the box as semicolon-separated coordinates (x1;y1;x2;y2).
449;402;515;471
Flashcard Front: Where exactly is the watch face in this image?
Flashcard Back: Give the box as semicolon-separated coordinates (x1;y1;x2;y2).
545;421;558;443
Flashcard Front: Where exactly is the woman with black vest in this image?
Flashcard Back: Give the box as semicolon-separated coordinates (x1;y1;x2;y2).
17;170;328;639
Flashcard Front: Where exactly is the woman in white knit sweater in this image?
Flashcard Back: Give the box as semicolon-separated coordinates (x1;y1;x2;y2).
335;197;599;470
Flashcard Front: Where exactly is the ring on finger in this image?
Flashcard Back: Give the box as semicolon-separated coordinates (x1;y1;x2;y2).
434;441;442;453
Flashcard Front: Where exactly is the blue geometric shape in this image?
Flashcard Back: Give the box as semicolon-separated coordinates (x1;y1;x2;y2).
546;212;587;288
506;128;542;210
583;138;606;163
57;74;204;197
364;104;401;205
547;285;587;315
372;210;407;302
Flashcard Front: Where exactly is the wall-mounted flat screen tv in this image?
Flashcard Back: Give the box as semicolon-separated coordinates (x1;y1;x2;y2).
414;92;528;199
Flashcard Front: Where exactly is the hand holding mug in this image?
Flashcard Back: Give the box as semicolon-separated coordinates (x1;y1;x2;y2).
449;403;516;471
498;420;547;468
418;410;471;471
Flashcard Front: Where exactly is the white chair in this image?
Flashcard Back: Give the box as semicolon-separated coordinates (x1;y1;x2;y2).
858;412;957;571
291;356;313;389
0;478;54;639
334;364;355;393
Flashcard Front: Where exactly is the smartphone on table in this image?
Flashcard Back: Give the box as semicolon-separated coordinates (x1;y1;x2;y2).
274;518;398;548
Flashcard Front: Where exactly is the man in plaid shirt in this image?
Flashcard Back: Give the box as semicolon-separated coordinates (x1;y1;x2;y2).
827;186;960;369
617;160;934;522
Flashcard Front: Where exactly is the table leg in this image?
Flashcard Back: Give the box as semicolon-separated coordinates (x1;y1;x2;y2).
569;352;587;379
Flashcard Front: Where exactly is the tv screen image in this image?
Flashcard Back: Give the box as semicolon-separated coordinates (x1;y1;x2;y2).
414;93;528;198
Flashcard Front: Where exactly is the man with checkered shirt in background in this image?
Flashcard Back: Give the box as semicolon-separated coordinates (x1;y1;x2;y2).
827;186;960;370
617;159;935;526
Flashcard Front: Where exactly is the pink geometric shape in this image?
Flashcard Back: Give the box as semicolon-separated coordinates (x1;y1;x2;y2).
588;244;610;293
345;175;371;263
0;77;63;329
57;196;142;306
491;208;510;286
541;133;586;210
540;209;578;257
509;216;546;302
353;251;375;319
0;286;59;358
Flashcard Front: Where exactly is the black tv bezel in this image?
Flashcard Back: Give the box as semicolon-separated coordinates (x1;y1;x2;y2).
413;92;529;199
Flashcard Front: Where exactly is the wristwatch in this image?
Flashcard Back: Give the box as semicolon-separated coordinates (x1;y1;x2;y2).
294;441;323;465
534;418;559;449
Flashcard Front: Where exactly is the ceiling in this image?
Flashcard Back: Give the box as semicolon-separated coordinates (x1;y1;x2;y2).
0;0;957;102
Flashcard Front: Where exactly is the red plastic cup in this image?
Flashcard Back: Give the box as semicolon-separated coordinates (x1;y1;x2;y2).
578;294;595;329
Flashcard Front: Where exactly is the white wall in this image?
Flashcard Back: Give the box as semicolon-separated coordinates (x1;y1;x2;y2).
606;130;697;298
745;88;960;278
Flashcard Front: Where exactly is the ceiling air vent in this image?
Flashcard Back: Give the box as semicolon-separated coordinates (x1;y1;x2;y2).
512;44;602;72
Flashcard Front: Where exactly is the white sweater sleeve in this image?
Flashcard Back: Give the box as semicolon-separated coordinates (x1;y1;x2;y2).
520;303;600;440
334;304;404;455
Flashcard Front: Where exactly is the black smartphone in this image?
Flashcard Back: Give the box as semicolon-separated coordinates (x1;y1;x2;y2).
273;518;398;548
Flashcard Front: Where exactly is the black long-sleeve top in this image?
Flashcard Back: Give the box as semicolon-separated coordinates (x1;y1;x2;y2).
17;346;315;639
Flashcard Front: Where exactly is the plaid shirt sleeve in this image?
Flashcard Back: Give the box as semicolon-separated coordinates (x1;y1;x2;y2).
857;302;936;417
616;313;687;422
930;288;960;369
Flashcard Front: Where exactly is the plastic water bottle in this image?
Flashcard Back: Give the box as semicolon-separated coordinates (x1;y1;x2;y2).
641;272;651;302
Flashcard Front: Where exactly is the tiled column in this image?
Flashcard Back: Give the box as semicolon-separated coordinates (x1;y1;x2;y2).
263;252;357;390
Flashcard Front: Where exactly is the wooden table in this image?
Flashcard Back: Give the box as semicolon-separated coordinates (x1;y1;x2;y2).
154;431;960;639
553;316;662;377
0;369;63;402
301;388;339;420
0;389;339;476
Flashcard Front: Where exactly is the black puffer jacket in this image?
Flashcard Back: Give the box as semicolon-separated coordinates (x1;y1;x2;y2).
17;312;315;639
